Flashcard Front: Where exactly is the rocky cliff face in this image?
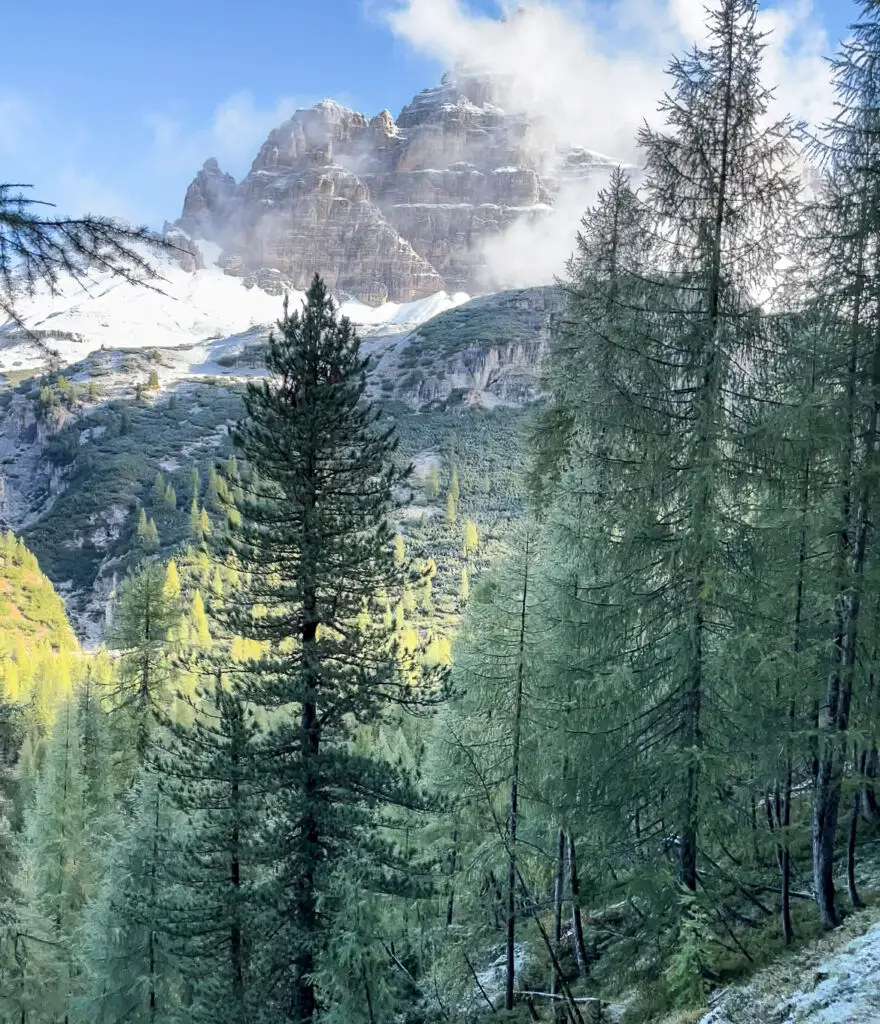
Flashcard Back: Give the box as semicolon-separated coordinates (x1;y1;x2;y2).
365;285;563;408
175;69;615;303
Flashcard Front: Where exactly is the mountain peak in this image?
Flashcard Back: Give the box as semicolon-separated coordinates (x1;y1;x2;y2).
173;71;616;304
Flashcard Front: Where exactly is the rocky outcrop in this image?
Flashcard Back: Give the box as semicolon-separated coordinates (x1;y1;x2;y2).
367;285;563;408
174;69;616;304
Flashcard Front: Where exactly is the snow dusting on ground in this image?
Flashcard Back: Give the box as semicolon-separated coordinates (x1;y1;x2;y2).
699;915;880;1024
0;242;470;377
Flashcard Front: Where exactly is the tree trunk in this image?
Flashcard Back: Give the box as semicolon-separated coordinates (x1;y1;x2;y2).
445;827;458;927
568;834;589;977
847;791;864;909
861;745;880;822
505;541;529;1013
228;676;245;1017
149;785;160;1023
291;602;320;1023
813;211;880;931
781;744;793;944
550;828;566;1011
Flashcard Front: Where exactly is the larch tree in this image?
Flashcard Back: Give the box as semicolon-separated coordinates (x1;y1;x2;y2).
529;0;800;995
106;561;181;773
0;181;168;327
429;526;545;1014
807;0;880;929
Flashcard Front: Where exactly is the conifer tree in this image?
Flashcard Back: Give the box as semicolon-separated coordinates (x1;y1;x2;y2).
164;559;181;603
806;0;880;929
154;668;262;1024
432;528;543;1013
77;771;180;1023
449;463;460;506
426;463;440;500
530;0;799;988
462;519;479;558
217;274;442;1021
12;692;112;1019
189;496;201;540
107;562;179;768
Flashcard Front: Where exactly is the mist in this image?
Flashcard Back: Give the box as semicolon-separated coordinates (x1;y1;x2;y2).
381;0;834;291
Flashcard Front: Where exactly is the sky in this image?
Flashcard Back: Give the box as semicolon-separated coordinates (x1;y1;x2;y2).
0;0;855;232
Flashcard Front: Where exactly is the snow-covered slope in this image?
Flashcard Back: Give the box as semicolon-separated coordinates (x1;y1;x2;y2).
0;243;470;376
698;913;880;1024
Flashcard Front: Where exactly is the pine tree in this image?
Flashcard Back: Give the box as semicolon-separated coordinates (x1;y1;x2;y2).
426;463;440;500
217;274;443;1021
163;560;181;603
137;507;159;552
528;0;800;989
207;465;227;511
163;483;177;511
199;506;212;539
189;496;201;540
154;668;262;1024
190;591;211;648
12;691;112;1020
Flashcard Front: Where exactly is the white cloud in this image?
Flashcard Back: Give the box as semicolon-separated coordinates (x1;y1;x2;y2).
144;92;307;181
380;0;834;289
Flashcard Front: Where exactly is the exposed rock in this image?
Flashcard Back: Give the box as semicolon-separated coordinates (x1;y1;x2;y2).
161;225;204;273
242;267;292;296
174;68;616;303
366;285;562;408
178;157;238;240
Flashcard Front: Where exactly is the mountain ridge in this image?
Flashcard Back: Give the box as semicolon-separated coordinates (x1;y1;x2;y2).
172;65;618;303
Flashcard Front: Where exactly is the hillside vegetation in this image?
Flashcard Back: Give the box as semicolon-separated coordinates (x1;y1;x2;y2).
4;1;880;1021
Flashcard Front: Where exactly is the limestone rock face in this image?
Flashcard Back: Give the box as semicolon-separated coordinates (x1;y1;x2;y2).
179;158;237;240
174;70;616;303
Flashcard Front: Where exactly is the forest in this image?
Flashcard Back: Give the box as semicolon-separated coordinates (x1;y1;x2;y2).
4;0;880;1020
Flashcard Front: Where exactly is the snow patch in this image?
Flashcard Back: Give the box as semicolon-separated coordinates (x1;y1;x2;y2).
0;245;471;377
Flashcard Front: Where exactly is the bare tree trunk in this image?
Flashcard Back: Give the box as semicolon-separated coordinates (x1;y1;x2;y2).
445;826;458;927
813;216;880;931
781;739;794;944
550;828;566;1012
847;791;864;909
568;835;589;977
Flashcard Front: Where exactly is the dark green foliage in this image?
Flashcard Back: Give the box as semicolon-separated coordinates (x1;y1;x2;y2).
215;274;445;1020
155;670;262;1024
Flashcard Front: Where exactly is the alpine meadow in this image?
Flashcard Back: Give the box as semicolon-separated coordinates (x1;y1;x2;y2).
4;0;880;1021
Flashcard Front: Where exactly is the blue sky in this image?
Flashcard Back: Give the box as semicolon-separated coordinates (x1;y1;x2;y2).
0;0;854;231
